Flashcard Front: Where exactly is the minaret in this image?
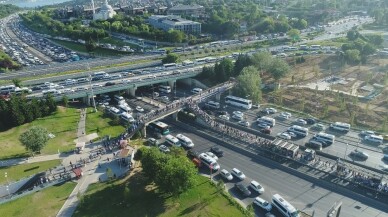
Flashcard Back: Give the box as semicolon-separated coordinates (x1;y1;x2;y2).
91;0;95;14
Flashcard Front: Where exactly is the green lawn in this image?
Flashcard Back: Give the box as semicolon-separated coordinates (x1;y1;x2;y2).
85;108;125;139
0;182;76;217
51;39;131;57
0;106;79;160
74;174;247;217
0;160;61;184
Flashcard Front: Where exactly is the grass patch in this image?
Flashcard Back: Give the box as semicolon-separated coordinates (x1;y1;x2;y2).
0;182;76;217
0;106;79;160
51;39;131;57
74;173;247;217
0;159;61;184
85;108;125;139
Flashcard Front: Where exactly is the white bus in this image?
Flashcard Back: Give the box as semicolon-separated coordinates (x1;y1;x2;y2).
205;57;217;63
272;194;300;217
195;57;208;64
310;45;321;50
288;125;309;137
330;122;351;132
182;60;194;66
176;134;194;148
159;85;171;93
92;71;108;80
257;116;276;127
225;95;252;109
0;85;16;93
163;63;177;69
165;135;181;147
313;132;335;145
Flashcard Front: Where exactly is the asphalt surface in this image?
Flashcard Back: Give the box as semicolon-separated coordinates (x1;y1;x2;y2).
157;121;388;217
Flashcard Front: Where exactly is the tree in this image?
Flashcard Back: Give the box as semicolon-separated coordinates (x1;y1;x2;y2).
347;30;359;41
162;53;179;64
19;126;49;155
85;40;97;53
12;78;22;87
268;58;290;81
251;52;273;72
62;95;69;107
287;29;300;42
233;54;253;76
366;34;384;46
233;66;262;104
345;49;361;64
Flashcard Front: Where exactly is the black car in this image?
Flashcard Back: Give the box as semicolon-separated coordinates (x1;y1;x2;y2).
187;150;199;159
105;82;116;86
235;183;251;197
31;86;42;91
216;111;229;116
305;118;316;125
210;146;224;157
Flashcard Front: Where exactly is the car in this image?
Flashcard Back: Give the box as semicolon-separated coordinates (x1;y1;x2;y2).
360;130;375;137
279;112;292;119
253;197;272;211
286;131;297;138
249;180;265;194
312;123;326;131
252;104;260;109
135;106;144;112
294;118;307;126
216;111;229;116
187;150;199;159
232;115;244;121
238;120;250;127
234;183;251;197
264;107;277;114
305;118;316;124
231;168;246;180
210;146;224;157
265;213;276;217
220;169;233;181
219;115;230;121
159;145;170;153
261;128;271;134
232;111;244;117
205;152;218;161
147;138;158;146
349;149;369;160
257;122;270;129
278;132;291;140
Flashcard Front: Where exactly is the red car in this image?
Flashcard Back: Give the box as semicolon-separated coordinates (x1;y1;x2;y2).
261;128;271;134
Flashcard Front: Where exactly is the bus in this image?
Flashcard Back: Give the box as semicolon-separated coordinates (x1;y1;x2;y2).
159;85;171;93
163;63;177;69
165;135;181;147
313;132;335;145
92;71;108;80
330;122;351;132
288;125;309;137
182;60;194;66
195;57;208;64
148;121;170;135
205;57;217;63
0;85;16;94
310;45;321;50
257;116;276;127
225;95;252;109
272;194;300;217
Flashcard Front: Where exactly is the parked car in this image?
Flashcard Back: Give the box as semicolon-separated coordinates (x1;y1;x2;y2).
258;122;270;129
360;130;375;137
210;146;224;157
220;169;233;181
235;183;251;197
249;180;265;194
205;152;218;161
311;123;326;131
263;107;277;114
278;132;291;140
135;106;144;112
219;115;230;121
261;128;272;134
159;145;170;153
147;138;158;146
253;197;272;211
238;120;250;127
279;112;292;119
305;118;316;124
231;168;246;180
294;118;307;126
187;150;199;159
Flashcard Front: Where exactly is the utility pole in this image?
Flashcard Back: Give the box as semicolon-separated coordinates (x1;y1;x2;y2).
87;63;97;112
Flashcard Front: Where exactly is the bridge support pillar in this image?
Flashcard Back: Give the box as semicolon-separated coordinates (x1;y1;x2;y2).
215;93;221;102
168;79;176;90
141;125;146;138
171;112;178;121
82;96;91;106
128;87;137;97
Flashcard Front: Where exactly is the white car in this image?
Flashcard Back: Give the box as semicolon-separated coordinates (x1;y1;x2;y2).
205;152;218;161
231;168;246;180
264;107;277;114
232;115;244;121
278;132;291;140
253;197;272;211
220;169;233;181
295;118;307;125
279;112;292;119
233;111;244;117
219;115;230;121
249;180;265;194
238;120;250;127
360;130;375;137
92;84;103;88
257;122;270;129
136;106;144;112
159;145;170;153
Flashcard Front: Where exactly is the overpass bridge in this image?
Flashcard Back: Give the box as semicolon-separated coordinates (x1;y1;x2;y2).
125;80;236;138
27;67;204;104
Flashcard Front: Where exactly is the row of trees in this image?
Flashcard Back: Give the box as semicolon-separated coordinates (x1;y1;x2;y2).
0;95;57;131
137;147;198;196
0;51;20;72
197;52;290;103
0;4;20;19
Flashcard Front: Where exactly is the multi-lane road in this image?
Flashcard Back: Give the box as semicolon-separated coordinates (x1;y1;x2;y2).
161;122;388;217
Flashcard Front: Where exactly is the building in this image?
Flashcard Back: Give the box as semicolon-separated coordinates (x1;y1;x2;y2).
167;4;205;18
93;0;117;21
148;15;201;34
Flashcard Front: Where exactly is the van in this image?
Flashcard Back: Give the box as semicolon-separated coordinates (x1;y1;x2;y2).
114;95;124;102
176;134;194;148
205;101;220;109
364;135;383;145
165;135;181;147
305;140;322;150
191;88;203;94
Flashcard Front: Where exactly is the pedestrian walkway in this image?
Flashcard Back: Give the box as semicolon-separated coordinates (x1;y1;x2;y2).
76;108;87;143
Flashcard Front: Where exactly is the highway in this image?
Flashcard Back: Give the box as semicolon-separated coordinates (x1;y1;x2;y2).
163;122;388;217
206;103;388;172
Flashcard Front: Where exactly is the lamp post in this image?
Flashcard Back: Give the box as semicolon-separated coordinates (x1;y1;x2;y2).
5;172;10;197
